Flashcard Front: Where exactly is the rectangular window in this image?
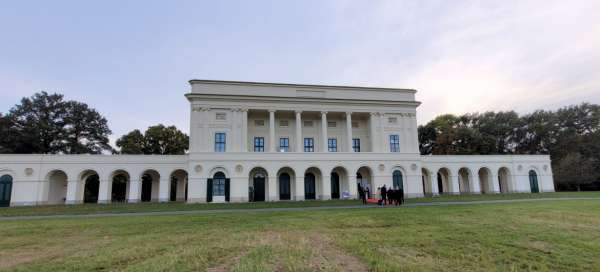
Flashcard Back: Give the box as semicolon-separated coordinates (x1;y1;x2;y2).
279;120;289;127
352;122;359;128
279;137;289;152
328;138;337;152
390;135;400;152
254;120;265;127
304;138;314;152
304;121;313;127
388;117;398;124
254;137;265;152
352;138;361;152
215;133;226;152
328;121;337;128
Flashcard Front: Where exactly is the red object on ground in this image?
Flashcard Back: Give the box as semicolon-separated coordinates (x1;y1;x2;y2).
366;198;379;204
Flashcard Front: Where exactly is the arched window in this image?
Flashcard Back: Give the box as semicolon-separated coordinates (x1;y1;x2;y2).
393;170;403;190
529;170;539;193
0;175;13;207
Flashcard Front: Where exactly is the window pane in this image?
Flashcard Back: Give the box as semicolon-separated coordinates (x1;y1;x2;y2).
390;135;400;152
279;137;289;152
304;138;314;152
352;138;360;152
215;133;226;152
328;138;337;152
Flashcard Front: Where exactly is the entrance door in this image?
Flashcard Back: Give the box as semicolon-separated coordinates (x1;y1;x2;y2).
305;173;316;200
279;173;291;200
330;172;340;199
141;177;152;202
253;175;265;202
529;170;539;193
0;175;12;207
437;173;444;194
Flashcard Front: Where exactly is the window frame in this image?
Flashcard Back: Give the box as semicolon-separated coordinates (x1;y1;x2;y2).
214;132;226;152
328;138;337;152
390;134;400;152
253;137;265;152
352;138;361;152
304;138;314;152
279;137;289;152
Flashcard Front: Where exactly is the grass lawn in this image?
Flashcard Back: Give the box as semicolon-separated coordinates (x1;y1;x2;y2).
2;192;599;217
0;197;599;271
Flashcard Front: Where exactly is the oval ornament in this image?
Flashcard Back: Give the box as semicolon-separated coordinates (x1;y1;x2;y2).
25;168;34;176
194;164;203;173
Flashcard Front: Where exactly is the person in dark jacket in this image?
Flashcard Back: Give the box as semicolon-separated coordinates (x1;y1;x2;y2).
387;188;394;205
358;185;367;204
398;188;405;205
380;185;387;206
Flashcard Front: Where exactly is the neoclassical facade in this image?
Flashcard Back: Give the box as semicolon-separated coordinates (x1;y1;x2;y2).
0;80;554;206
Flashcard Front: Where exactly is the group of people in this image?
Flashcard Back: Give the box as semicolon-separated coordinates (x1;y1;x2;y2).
379;184;404;206
357;183;404;206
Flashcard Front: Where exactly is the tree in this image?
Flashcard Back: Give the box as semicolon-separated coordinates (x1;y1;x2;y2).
116;124;189;155
554;153;597;191
4;92;112;154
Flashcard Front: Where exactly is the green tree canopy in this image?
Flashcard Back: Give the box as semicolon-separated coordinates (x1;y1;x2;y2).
3;92;112;154
116;124;189;155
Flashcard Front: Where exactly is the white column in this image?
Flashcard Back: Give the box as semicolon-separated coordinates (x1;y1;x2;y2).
229;176;248;202
158;177;170;202
295;175;305;200
346;112;353;152
430;175;439;196
269;110;276;152
241;108;248;152
491;173;500;193
450;175;460;195
231;108;239;152
201;108;210;152
128;179;141;203
295;110;303;152
349;174;358;199
321;175;331;200
321;111;328;152
268;175;277;201
379;112;385;152
409;113;419;153
98;178;111;204
471;174;481;194
369;112;378;152
65;180;79;204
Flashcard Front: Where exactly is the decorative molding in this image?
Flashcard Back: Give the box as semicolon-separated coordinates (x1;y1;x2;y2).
378;164;385;172
25;168;34;176
543;165;549;172
411;164;418;171
235;164;243;173
194;165;203;173
517;165;523;171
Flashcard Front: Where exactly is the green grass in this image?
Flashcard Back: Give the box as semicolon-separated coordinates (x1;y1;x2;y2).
1;192;599;217
0;197;599;271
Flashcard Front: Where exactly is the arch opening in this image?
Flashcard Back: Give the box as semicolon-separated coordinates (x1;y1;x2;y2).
249;167;268;202
529;170;540;193
304;167;322;200
0;174;13;207
437;168;451;195
478;168;492;194
458;168;471;194
46;170;68;204
141;170;160;202
170;169;188;202
356;166;374;199
498;167;511;193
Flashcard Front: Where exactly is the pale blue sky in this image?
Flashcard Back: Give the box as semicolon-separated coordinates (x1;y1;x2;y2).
1;1;599;144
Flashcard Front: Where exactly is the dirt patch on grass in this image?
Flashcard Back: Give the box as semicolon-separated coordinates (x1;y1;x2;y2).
304;232;368;271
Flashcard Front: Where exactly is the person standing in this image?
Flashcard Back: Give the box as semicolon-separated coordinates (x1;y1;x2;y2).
358;185;367;204
380;185;387;206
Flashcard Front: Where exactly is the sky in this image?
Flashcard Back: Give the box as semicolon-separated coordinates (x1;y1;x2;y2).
1;0;600;145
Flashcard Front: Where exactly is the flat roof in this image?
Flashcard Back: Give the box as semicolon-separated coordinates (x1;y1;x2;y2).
188;79;417;93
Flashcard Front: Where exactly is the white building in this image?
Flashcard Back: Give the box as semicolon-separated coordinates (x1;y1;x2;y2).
0;80;554;207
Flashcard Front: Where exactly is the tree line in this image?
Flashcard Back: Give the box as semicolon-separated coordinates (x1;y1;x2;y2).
1;92;599;191
0;92;188;155
418;103;600;191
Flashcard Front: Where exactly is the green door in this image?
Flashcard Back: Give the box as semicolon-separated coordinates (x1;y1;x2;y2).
529;170;539;193
0;175;13;207
305;173;316;200
393;170;403;190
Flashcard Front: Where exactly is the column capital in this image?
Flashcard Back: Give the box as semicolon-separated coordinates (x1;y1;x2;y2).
201;107;211;112
370;112;378;116
321;111;328;115
240;107;249;112
231;107;241;112
268;109;276;113
345;111;353;116
295;110;303;115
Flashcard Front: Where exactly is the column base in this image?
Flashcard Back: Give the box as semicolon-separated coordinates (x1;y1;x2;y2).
127;199;141;203
187;197;207;203
65;200;82;205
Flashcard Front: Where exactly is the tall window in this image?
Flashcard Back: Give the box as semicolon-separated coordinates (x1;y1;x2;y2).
328;138;337;152
393;170;403;190
215;133;226;152
304;138;314;152
213;172;225;196
253;137;265;152
352;138;361;152
279;137;289;152
390;135;400;152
